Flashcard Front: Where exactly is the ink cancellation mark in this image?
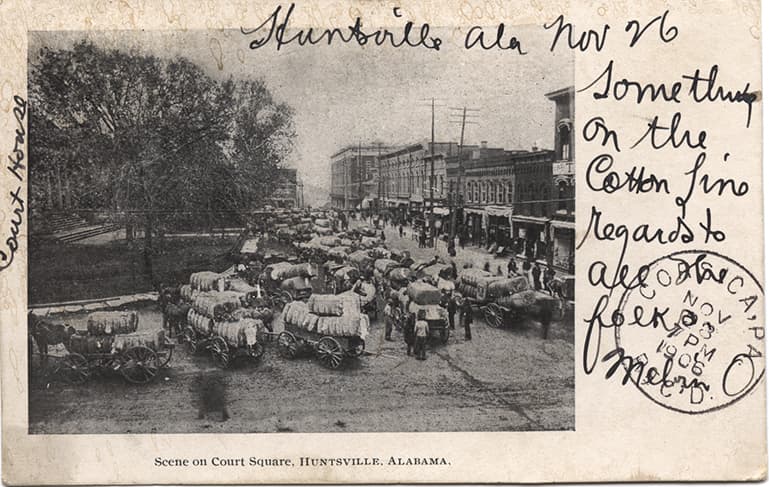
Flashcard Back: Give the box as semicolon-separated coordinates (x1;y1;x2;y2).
613;250;764;414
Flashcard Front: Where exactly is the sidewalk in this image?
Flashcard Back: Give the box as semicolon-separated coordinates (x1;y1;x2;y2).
29;292;159;316
353;218;520;273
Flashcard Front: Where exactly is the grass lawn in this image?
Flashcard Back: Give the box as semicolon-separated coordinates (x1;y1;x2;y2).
29;236;238;304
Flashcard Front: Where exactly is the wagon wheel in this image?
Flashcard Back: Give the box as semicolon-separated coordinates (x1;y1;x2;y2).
182;327;198;354
210;336;230;369
316;336;344;369
120;346;159;384
249;340;265;361
58;353;90;385
157;344;174;368
277;331;299;359
491;305;506;328
483;304;502;328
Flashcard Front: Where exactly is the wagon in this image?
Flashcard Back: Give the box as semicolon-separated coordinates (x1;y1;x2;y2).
183;309;266;369
329;265;360;294
278;299;369;369
347;250;375;278
341;281;377;319
259;262;316;309
58;328;175;385
457;271;562;338
480;289;563;338
390;281;450;343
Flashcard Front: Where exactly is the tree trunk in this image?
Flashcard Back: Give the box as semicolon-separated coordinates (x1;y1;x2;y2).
55;164;63;209
45;173;53;209
63;174;72;208
144;213;155;287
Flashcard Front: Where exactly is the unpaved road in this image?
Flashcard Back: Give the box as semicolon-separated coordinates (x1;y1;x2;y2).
29;304;573;433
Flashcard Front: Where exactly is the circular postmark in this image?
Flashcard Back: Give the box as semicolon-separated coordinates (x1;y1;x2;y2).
615;250;764;414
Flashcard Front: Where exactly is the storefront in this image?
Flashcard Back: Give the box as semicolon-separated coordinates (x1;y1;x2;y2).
549;219;575;273
510;214;549;262
463;207;486;247
485;205;512;249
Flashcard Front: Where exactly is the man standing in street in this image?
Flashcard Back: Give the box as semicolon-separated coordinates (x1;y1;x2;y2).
531;262;542;291
399;224;404;239
446;292;457;330
414;309;429;360
462;299;473;340
403;311;416;356
383;298;394;341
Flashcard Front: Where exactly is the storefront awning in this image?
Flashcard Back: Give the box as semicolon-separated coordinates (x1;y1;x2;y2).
432;207;450;216
486;205;512;217
464;207;486;216
550;219;575;230
510;214;549;225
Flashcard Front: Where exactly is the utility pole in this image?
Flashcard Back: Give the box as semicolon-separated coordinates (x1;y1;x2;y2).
429;97;435;210
448;106;480;241
377;142;383;214
450;108;467;241
358;141;362;211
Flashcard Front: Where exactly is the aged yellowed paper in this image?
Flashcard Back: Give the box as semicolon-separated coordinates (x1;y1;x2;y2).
1;0;765;484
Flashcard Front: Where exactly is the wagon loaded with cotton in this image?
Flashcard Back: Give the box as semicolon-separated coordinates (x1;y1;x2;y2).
456;269;562;338
57;311;175;385
184;291;270;369
400;281;451;343
258;262;316;309
278;295;370;369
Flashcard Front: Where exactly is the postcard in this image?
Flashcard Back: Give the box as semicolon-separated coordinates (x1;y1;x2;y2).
1;0;765;484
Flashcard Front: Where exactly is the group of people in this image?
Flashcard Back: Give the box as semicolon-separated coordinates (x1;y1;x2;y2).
381;292;473;362
504;258;562;297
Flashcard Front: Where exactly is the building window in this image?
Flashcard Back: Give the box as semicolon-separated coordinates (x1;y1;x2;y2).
559;123;572;160
497;181;504;203
558;181;567;211
481;182;487;203
507;182;513;204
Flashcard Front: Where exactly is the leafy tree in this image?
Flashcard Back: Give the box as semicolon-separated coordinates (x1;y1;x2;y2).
29;40;295;285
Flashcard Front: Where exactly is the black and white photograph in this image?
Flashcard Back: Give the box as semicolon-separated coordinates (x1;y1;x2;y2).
27;24;575;434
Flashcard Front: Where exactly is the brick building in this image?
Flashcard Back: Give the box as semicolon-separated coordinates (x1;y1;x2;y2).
546;87;575;273
330;144;393;210
268;168;304;208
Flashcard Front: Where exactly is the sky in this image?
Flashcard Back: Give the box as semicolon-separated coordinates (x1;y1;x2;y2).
30;24;572;206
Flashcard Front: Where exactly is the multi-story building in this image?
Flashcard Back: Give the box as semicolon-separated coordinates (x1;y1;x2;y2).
447;144;555;258
546;87;575;273
379;142;461;213
268;168;304;208
330;144;393;210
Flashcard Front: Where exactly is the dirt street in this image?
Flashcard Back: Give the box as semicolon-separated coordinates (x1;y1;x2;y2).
29;302;573;433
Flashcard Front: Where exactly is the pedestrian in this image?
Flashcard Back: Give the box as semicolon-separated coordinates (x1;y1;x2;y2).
450;261;458;279
447;238;456;257
399;224;404;238
403;311;416;356
544;265;556;296
532;262;542;291
383;299;394;341
483;261;490;272
462;299;473;340
507;258;517;277
414;309;429;360
446;292;457;330
419;228;426;248
497;266;504;276
380;229;386;242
